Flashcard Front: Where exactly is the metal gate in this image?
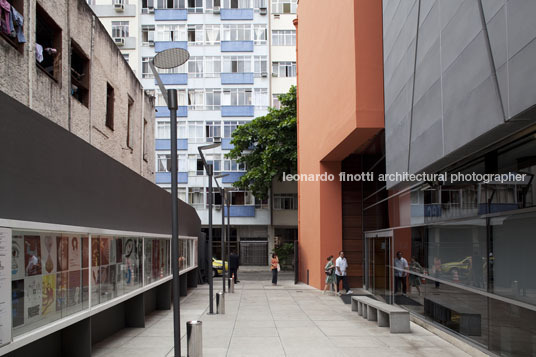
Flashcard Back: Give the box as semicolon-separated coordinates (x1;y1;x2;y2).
239;241;268;266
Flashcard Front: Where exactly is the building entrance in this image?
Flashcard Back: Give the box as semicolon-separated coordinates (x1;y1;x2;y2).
365;232;393;303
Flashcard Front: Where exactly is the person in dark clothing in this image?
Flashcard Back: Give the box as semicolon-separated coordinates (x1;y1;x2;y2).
229;250;240;283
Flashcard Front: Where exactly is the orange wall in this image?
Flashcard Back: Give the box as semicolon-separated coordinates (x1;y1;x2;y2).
296;0;384;289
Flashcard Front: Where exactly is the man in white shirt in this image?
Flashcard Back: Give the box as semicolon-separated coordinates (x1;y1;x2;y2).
394;251;409;295
335;251;353;295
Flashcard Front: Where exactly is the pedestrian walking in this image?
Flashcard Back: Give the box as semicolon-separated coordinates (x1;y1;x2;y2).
229;250;240;283
335;251;353;295
271;253;279;285
394;251;409;295
323;255;337;295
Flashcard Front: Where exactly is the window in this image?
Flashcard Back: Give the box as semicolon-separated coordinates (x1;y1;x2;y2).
141;0;155;12
273;193;297;210
272;30;295;46
157;154;172;172
254;88;268;109
178;121;187;137
254;0;267;9
223;56;251;73
143;119;148;162
205;25;220;45
205;56;221;77
127;96;134;149
205;89;222;110
253;55;267;77
253;25;267;45
188;187;204;207
142;25;155;45
272;94;281;109
223;159;246;171
156;121;170;139
70;40;90;107
223;120;246;138
157;0;186;9
222;0;251;8
1;0;25;52
188;121;204;143
188;0;203;12
187;56;203;78
272;61;296;77
229;191;254;205
271;0;296;14
205;0;220;12
156;24;186;42
35;3;62;81
206;154;221;172
111;21;129;38
222;24;251;41
188;89;204;110
205;121;221;142
105;83;115;130
222;88;252;106
155;89;187;106
142;57;152;79
188;24;203;45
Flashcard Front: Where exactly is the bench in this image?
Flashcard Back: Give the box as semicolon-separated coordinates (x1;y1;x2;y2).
351;296;410;333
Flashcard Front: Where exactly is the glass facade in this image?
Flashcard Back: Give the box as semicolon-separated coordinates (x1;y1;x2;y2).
10;228;197;339
363;129;536;357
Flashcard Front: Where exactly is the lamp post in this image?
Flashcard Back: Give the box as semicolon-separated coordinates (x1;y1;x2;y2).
149;48;190;357
198;141;221;314
214;174;229;293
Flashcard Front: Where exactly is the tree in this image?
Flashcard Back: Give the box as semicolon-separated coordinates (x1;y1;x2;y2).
226;85;297;200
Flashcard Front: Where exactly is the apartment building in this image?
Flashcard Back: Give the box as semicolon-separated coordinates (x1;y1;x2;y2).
90;0;298;265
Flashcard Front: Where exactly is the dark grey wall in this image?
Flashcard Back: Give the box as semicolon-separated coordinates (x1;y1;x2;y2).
0;91;200;236
383;0;536;187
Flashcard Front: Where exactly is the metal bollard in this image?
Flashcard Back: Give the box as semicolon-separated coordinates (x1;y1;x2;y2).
187;320;203;357
216;291;225;314
228;277;235;293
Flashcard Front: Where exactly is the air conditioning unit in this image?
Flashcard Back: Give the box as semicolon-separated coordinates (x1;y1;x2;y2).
213;6;220;13
114;37;125;46
148;31;155;46
260;7;267;15
147;7;155;13
261;71;268;77
215;205;221;211
113;0;124;11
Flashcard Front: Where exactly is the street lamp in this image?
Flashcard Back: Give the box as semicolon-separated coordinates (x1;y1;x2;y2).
150;47;189;357
198;140;221;314
214;173;229;293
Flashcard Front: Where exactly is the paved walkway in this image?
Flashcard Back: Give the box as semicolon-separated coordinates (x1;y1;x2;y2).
92;276;476;357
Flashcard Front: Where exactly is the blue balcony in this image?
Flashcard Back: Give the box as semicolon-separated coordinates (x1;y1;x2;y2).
220;8;254;20
157;73;188;85
221;172;245;183
156;172;188;184
221;41;254;52
155;106;188;117
224;205;255;217
221;138;234;150
155;41;188;53
154;9;187;21
155;139;188;151
221;106;254;117
221;72;254;85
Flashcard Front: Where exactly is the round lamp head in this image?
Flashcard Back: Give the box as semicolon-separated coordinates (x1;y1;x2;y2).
153;48;190;69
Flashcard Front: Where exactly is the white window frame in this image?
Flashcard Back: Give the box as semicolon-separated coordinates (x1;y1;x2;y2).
111;21;129;38
222;24;252;41
205;24;221;45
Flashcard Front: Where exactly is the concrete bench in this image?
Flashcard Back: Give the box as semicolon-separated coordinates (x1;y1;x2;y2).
351;296;410;333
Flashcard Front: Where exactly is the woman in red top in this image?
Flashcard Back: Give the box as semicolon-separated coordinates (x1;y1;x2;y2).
271;253;279;285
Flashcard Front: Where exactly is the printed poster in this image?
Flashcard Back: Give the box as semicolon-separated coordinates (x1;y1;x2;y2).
56;272;68;312
91;238;100;267
82;237;89;268
68;271;81;308
81;269;89;306
68;236;81;271
41;235;57;275
24;276;42;323
11;280;24;328
109;239;116;267
100;238;110;266
24;236;42;276
41;274;56;316
56;236;69;272
11;235;25;280
0;228;12;346
115;238;123;263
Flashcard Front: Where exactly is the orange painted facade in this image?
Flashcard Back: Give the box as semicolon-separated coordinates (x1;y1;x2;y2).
295;0;384;289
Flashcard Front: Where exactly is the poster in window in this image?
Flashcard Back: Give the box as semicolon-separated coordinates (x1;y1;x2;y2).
56;236;69;272
152;239;160;279
109;265;117;298
0;228;12;346
91;266;100;304
41;274;56;316
41;235;56;275
99;266;110;301
24;236;42;276
81;269;89;306
82;237;89;268
12;235;25;281
11;279;24;328
68;236;81;271
24;276;42;323
116;238;123;263
100;238;110;266
109;239;116;267
136;239;143;286
55;271;68;312
91;237;100;267
123;238;135;287
68;270;81;308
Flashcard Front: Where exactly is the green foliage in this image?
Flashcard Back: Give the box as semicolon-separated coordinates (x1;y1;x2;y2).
226;86;297;200
273;242;295;267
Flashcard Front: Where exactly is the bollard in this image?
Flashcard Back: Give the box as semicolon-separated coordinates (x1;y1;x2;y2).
228;277;235;293
187;320;202;357
216;291;225;314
